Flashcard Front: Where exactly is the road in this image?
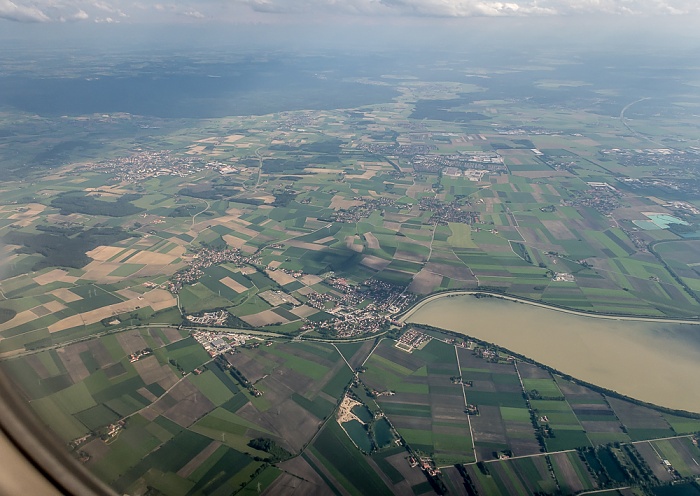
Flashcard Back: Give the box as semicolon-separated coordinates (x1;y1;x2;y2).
400;290;700;326
191;198;211;227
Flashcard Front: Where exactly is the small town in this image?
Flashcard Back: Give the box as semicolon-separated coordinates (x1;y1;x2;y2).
418;197;479;225
86;149;206;182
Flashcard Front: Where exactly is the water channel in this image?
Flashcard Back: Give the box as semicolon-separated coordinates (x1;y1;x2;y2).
403;294;700;413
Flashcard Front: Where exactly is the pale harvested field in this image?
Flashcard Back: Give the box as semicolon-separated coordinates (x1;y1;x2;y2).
573;137;600;146
137;387;158;403
222;234;247;249
45;212;85;225
213;220;261;239
254;194;275;204
541;220;576;240
86;246;126;262
361;255;391;270
408;269;443;295
394;247;429;263
125;251;179;265
354;169;379;179
80;262;126;282
47;294;165;333
116;288;141;300
185;145;207;154
383;213;413;223
363;232;380;249
220;276;247;294
56;344;91;383
51;288;82;303
133;355;177;385
286;240;326;251
314;235;336;245
0;309;41;332
142;289;177;311
43;300;67;313
8;203;45;226
385;221;403;232
512;170;573;178
267;260;282;269
345;236;363;253
224;134;244;143
45;316;83;334
157;371;180;391
161;327;183;343
224;206;250;217
530;190;545;204
166;244;186;257
177;441;222;479
299;274;322;286
33;269;78;286
116;330;149;356
290;305;318;318
90;184;133;194
114;249;138;263
265;269;297;286
329;195;364;210
406;182;433;198
241;310;288;327
132;264;183;278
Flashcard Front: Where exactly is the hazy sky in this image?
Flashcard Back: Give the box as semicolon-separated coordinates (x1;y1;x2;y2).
2;0;700;24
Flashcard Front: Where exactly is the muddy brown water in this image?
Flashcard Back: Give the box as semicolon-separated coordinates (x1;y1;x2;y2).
404;294;700;413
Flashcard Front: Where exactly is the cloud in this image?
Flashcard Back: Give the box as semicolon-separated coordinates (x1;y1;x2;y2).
240;0;700;17
0;0;51;22
182;9;204;18
1;0;699;24
0;0;128;23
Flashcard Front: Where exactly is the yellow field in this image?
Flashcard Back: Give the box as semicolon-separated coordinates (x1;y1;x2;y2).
33;269;79;286
51;288;82;303
220;276;248;294
447;223;477;249
330;195;364;210
222;234;247;249
86;245;127;262
47;289;175;333
241;309;288;327
265;269;297;286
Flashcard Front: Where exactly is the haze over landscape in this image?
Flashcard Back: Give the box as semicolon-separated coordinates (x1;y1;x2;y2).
2;1;700;495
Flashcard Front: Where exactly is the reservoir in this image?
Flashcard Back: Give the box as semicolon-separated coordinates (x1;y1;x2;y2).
404;294;700;413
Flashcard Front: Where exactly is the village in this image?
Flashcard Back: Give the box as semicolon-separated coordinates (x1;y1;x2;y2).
168;247;254;294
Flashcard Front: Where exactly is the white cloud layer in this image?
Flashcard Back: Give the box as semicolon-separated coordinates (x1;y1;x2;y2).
1;0;700;23
0;0;51;22
243;0;700;16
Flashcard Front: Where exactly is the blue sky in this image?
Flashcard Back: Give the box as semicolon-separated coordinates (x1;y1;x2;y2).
2;0;700;24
